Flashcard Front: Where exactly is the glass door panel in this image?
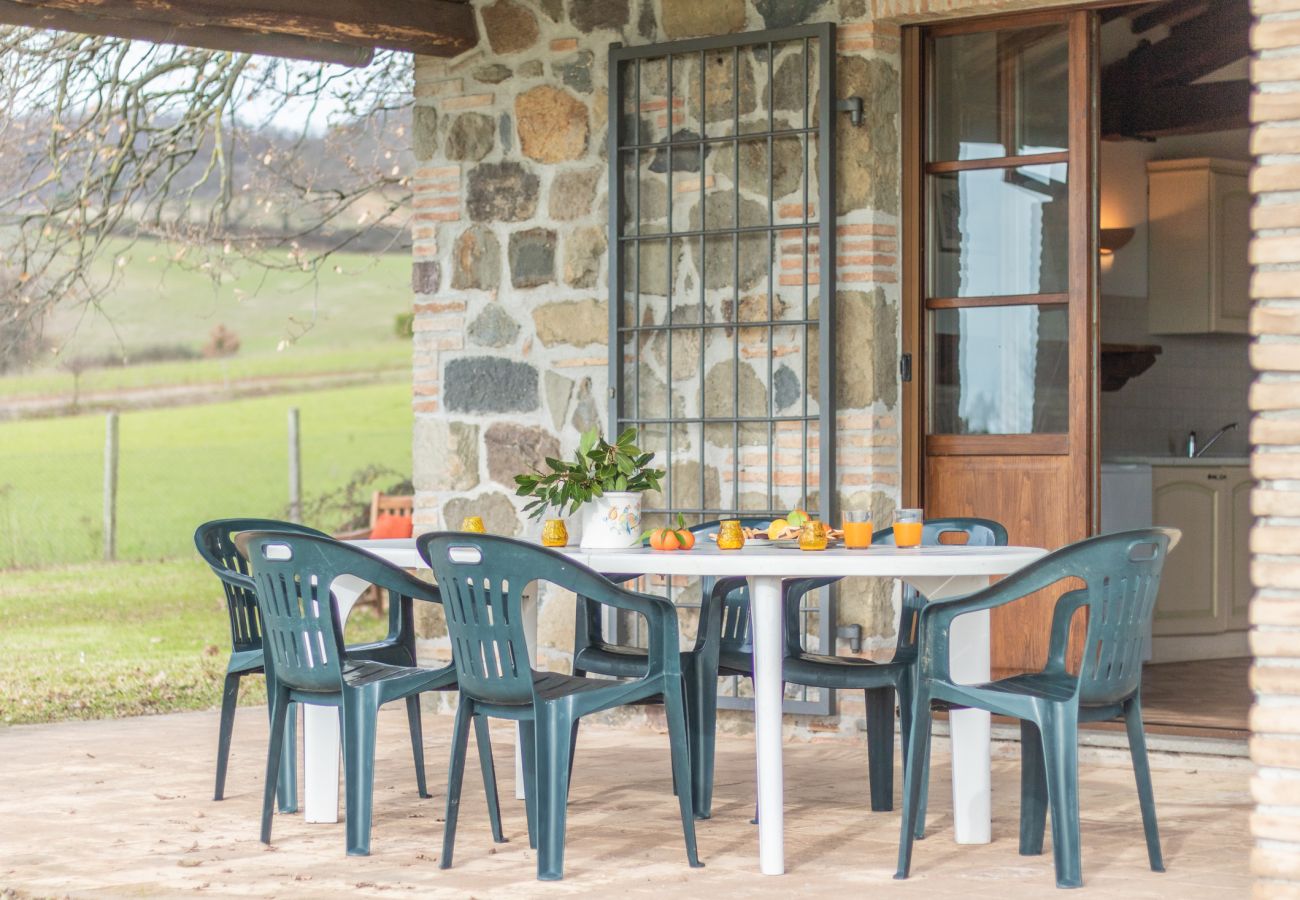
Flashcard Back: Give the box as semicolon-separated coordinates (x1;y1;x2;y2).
927;162;1069;298
928;304;1069;435
929;24;1070;162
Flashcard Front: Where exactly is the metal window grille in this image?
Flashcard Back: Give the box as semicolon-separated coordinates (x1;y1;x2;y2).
606;25;837;714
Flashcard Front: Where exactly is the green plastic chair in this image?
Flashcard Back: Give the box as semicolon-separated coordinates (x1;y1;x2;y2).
418;532;701;881
783;517;1008;819
196;517;436;813
895;527;1179;889
195;518;332;812
236;530;504;857
571;517;769;819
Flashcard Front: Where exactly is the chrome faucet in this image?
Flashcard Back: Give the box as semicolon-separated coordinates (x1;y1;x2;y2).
1187;422;1238;458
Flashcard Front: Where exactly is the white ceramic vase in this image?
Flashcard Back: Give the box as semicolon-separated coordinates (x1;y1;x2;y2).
579;491;643;549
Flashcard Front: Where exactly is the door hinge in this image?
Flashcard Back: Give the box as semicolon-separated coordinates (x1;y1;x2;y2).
900;352;912;383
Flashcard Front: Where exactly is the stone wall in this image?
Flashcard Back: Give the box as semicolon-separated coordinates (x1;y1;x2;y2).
409;0;905;708
1248;1;1300;893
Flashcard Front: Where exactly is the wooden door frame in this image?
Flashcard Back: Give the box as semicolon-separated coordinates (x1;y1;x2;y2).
899;8;1100;533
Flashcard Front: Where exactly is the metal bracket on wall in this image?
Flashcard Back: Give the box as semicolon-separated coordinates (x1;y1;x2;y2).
837;97;864;126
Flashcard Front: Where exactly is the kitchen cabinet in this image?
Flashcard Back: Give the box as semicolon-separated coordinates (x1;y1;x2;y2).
1147;158;1251;335
1151;464;1251;655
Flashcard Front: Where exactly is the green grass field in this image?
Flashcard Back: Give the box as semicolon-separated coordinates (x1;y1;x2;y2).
0;559;387;725
0;381;413;569
2;237;415;402
51;238;415;357
0;341;409;400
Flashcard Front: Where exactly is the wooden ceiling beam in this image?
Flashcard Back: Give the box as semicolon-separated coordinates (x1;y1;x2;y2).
1130;0;1207;35
6;0;477;57
1102;79;1250;139
1135;0;1251;86
0;0;373;65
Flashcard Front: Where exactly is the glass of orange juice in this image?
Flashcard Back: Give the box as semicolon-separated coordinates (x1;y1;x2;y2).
893;508;924;548
843;510;873;549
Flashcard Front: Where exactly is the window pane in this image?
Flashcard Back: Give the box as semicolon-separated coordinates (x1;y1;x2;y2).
929;25;1068;162
928;304;1069;435
928;163;1068;298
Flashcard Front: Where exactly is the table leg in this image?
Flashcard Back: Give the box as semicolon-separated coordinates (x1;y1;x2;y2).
905;575;992;846
947;608;992;845
302;575;367;824
746;575;785;876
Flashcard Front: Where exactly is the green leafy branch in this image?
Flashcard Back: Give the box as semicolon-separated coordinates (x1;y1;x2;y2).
514;427;665;520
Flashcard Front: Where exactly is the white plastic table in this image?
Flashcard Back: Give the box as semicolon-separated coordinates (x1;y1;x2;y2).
305;539;1046;876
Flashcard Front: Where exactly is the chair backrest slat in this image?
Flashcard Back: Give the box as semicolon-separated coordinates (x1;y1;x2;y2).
420;535;537;705
234;531;423;694
194;518;331;654
1074;530;1174;705
421;533;663;705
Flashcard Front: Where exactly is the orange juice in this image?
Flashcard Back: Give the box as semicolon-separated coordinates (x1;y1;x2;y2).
893;521;923;547
843;520;873;549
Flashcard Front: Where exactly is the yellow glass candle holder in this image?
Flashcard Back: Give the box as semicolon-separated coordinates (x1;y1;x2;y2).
541;518;568;547
460;515;485;533
717;519;745;551
799;520;829;551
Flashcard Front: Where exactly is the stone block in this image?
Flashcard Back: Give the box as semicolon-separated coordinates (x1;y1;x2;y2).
661;0;746;39
755;0;827;29
571;376;601;432
412;260;440;295
444;491;521;536
712;135;804;201
445;357;539;413
482;0;539;55
485;422;561;485
554;50;595;93
451;225;501;291
413;419;479;492
473;63;512;85
636;0;655;38
704;360;769;446
533;298;610;347
445;112;495;162
516;85;590;163
545;370;576;431
564;226;607;288
549;166;602;221
811;288;898;410
467;161;539;222
773;364;801;411
509;227;557;288
467;304;520;348
570;0;629;32
413;105;438;160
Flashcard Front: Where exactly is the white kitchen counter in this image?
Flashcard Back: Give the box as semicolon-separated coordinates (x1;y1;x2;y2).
1106;456;1249;467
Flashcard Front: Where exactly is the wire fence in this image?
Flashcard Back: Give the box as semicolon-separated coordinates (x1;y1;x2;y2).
0;384;412;570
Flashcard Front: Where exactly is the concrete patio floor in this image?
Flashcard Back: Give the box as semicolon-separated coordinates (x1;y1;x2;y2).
0;705;1250;898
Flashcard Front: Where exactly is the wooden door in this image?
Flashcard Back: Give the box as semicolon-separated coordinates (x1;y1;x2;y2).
902;11;1097;673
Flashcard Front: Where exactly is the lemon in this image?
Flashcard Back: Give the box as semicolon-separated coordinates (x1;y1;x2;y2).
766;518;789;540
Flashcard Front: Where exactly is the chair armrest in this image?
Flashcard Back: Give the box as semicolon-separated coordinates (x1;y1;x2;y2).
915;575;1060;682
565;571;682;675
334;526;371;541
345;551;442;607
1043;589;1090;675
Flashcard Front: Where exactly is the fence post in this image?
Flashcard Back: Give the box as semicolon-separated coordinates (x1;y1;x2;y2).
103;411;118;561
288;407;302;523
